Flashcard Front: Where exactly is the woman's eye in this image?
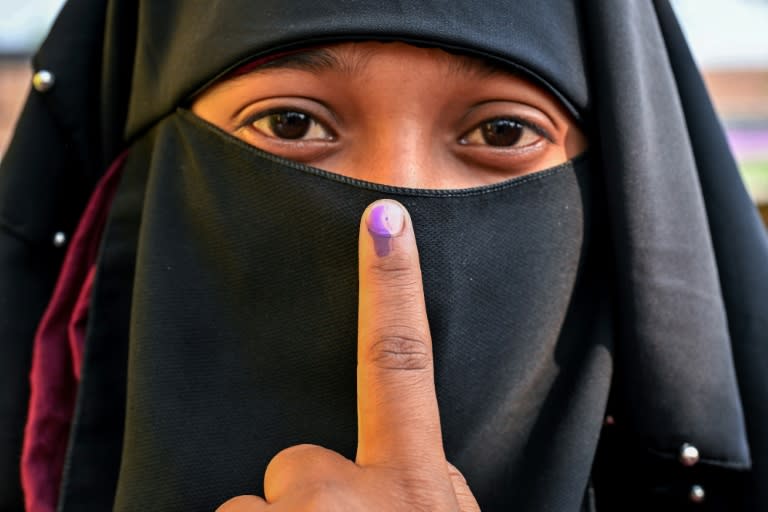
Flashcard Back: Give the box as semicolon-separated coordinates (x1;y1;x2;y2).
250;111;333;141
460;118;543;148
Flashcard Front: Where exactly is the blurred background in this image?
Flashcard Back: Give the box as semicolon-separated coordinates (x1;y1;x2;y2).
0;0;767;223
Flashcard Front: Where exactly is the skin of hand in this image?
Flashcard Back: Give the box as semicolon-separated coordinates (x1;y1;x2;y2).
216;199;480;511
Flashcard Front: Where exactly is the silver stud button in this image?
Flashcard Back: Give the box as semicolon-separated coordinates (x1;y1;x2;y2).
53;231;67;248
689;484;705;503
33;70;55;92
679;443;700;466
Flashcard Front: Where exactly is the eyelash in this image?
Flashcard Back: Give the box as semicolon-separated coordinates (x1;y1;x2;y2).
242;109;335;141
241;109;553;147
460;117;553;146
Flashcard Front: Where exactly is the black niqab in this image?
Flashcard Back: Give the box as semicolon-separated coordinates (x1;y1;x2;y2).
110;111;609;510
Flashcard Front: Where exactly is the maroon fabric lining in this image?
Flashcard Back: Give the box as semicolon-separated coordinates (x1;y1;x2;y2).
68;265;95;381
21;151;128;512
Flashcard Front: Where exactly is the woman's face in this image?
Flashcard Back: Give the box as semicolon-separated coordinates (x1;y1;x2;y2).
193;41;586;189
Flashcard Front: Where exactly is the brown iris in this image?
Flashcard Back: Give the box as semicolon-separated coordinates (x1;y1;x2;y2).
267;111;312;139
480;119;525;147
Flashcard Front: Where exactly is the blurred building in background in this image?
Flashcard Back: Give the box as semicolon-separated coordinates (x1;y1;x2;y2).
0;0;767;220
673;0;768;222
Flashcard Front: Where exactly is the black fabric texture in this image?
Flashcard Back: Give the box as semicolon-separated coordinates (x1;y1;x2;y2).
125;0;589;137
0;1;765;510
582;0;750;464
0;1;109;508
104;110;611;510
652;2;768;506
0;93;65;512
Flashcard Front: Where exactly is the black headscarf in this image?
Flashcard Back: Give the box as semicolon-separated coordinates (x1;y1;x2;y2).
1;1;765;511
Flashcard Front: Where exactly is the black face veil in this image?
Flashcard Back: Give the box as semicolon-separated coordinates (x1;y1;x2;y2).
0;1;766;511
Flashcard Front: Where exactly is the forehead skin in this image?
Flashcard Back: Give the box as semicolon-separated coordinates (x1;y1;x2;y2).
229;45;506;79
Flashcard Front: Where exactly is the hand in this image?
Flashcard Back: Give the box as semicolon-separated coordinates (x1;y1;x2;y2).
216;200;479;511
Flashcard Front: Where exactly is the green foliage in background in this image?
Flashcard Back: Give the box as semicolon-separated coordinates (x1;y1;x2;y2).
741;160;768;205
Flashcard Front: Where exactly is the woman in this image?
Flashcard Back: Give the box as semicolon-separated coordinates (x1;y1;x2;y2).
0;1;766;511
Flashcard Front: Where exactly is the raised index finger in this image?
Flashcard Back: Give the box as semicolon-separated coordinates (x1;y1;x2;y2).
356;199;446;470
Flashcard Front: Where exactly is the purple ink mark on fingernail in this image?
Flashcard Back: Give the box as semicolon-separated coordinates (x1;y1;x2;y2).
367;203;404;238
366;202;405;257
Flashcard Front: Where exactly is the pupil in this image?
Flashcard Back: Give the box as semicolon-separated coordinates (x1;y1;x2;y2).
481;119;523;147
269;111;311;139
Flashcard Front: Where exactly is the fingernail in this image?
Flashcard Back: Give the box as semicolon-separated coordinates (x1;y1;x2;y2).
366;201;405;238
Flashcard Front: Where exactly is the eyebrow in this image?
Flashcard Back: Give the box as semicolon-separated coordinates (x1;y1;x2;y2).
238;45;508;79
245;48;368;75
446;53;507;78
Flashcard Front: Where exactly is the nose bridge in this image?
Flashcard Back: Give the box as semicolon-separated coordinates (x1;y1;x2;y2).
361;117;439;188
348;55;448;188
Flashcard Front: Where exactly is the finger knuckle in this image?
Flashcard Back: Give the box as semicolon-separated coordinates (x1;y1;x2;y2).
269;443;321;468
278;443;324;459
368;250;418;283
265;444;327;487
368;327;431;371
